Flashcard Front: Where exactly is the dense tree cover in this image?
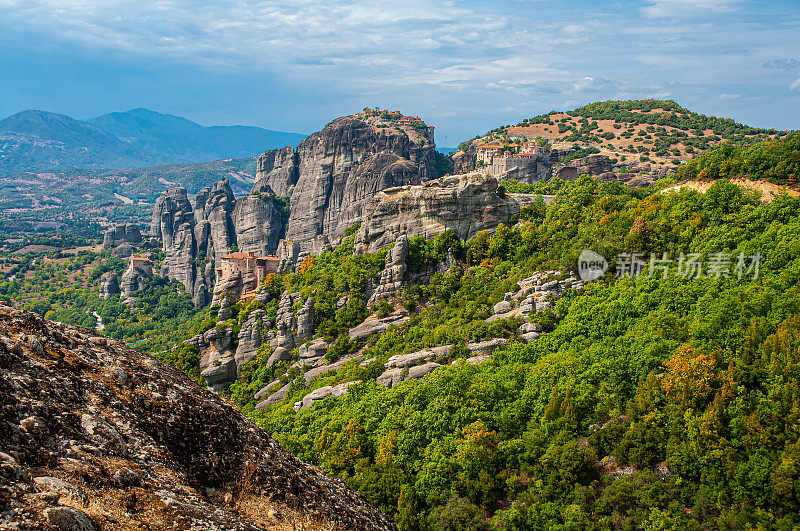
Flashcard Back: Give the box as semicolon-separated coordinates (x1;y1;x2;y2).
43;274;210;356
0;246;209;356
679;134;800;185
232;177;800;529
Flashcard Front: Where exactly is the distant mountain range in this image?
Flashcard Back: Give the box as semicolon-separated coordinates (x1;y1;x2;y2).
0;108;306;174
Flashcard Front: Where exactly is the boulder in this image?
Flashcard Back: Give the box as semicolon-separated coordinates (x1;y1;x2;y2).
493;300;513;315
267;347;292;367
406;362;442;380
376;368;403;388
304;357;353;384
349;312;410;342
255;382;292;409
293;381;358;411
201;358;237;393
299;338;328;359
296;297;314;341
377;362;443;387
385;345;451;369
521;332;541;343
99;272;119;299
254;379;282;401
111;242;135;258
467;338;508;356
102;223;142;251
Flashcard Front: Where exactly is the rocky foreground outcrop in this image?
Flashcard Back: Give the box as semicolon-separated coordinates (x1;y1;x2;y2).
0;305;395;530
354;173;539;253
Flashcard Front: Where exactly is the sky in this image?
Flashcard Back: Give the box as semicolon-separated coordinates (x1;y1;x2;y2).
1;0;799;146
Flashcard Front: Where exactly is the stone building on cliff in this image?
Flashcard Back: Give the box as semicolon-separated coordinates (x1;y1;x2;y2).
212;251;280;305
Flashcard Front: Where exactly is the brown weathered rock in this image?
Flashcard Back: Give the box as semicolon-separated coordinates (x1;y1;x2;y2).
0;305;395;530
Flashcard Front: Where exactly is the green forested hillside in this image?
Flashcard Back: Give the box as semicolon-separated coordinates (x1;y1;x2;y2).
218;175;800;529
679;134;800;185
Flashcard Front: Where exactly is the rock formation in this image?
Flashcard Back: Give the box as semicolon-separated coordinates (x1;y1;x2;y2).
271;292;297;351
354;173;539;253
367;234;409;306
254;112;438;252
275;239;300;274
153;180;290;308
111;242;136;259
487;270;582;327
235;309;268;367
149;111;443;306
152;187;206;306
555;154;613;180
296;297;315;342
102;223;142;251
98;272;119;299
0;304;394;530
293;381;358;411
120;257;153;300
254;145;298;197
232;190;284;257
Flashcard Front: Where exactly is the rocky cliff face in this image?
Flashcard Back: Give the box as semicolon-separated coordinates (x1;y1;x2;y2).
102;223;142;251
153;187;205;306
151;112;439;306
254;145;298;197
98;272;119;299
254;113;438;252
153;180;287;307
367;235;409;306
355;173;538;253
232;191;285;257
0;305;395;530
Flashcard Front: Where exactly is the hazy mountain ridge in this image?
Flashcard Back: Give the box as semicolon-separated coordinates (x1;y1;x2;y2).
0;108;305;174
0;157;258;210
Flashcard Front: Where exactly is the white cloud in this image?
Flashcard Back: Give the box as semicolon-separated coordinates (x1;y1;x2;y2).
641;0;742;19
790;77;800;91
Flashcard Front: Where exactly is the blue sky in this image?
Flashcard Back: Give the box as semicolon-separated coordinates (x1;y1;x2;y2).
1;0;799;146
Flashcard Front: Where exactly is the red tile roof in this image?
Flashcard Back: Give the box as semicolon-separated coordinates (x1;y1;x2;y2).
222;252;251;260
